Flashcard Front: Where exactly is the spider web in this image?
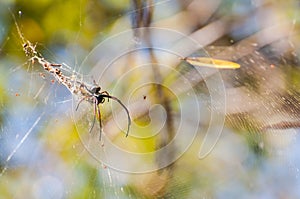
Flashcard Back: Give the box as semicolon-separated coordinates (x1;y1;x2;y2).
1;0;300;198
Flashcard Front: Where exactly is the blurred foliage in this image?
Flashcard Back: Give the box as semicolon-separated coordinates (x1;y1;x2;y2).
1;0;300;199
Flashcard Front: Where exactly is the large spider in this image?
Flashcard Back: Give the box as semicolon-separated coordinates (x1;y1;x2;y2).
75;81;131;140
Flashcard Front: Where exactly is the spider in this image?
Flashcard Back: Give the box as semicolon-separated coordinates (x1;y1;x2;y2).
75;81;131;140
12;11;131;141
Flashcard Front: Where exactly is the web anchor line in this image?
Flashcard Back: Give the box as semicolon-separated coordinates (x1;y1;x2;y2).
15;20;131;140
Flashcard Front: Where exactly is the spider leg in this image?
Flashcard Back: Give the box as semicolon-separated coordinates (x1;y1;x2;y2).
93;79;97;85
88;97;97;134
101;95;131;137
75;98;85;111
96;102;103;140
90;96;103;140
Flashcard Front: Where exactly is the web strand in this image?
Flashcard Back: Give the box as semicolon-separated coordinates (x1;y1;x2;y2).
11;12;131;140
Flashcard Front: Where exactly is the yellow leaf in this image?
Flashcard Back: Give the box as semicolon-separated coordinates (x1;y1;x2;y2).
183;57;240;69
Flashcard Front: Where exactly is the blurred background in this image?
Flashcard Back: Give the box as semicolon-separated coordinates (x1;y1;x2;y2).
1;0;300;198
